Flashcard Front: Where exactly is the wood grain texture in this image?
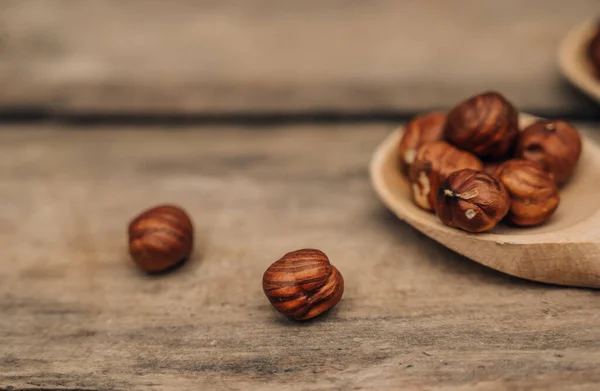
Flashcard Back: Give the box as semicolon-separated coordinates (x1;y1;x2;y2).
0;0;599;116
1;124;600;390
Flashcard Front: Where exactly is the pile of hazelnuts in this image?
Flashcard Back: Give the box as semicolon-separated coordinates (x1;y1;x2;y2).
124;92;583;322
398;91;582;233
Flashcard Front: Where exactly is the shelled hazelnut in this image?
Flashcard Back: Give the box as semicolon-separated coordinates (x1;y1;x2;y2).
483;160;506;177
409;141;483;211
494;159;560;226
436;169;510;233
445;91;519;160
262;249;344;321
515;119;582;186
394;90;583;234
398;112;446;174
128;204;194;273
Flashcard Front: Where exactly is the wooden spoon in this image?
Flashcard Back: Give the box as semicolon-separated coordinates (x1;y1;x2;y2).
370;114;600;288
558;18;600;104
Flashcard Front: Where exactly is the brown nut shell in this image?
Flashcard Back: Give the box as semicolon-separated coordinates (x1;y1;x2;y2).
409;141;483;211
398;112;446;174
262;249;344;321
436;169;510;233
515;119;582;186
494;159;560;227
128;204;194;273
445;91;519;160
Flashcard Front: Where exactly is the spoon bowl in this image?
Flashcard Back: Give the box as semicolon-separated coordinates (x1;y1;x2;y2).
558;18;600;104
370;114;600;288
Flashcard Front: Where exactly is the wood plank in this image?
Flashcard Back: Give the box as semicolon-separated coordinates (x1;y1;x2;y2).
1;123;600;390
0;0;599;116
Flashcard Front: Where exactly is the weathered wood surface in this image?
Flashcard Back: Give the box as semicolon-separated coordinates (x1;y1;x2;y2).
1;0;599;116
2;123;600;390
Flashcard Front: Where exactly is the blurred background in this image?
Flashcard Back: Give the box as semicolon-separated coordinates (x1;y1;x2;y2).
0;0;599;121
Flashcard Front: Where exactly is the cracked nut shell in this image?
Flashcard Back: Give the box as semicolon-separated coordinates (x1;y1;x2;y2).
436;169;510;233
515;119;582;186
409;141;483;211
445;91;519;160
128;204;194;272
262;249;344;321
494;159;560;227
398;111;446;174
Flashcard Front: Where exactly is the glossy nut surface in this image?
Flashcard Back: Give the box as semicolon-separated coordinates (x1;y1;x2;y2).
515;119;582;186
398;111;446;174
494;159;560;227
436;169;510;233
445;91;519;160
409;141;483;212
128;204;194;273
262;249;344;321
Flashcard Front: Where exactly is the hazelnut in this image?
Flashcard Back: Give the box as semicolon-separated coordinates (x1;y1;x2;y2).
263;249;344;321
494;159;560;227
128;204;194;273
515;119;582;186
445;91;519;160
398;112;446;174
483;160;505;177
588;23;600;76
436;169;510;233
409;141;483;211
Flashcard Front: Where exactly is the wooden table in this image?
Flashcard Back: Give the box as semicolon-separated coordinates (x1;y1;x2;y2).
1;0;599;117
2;1;600;389
2;123;600;390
